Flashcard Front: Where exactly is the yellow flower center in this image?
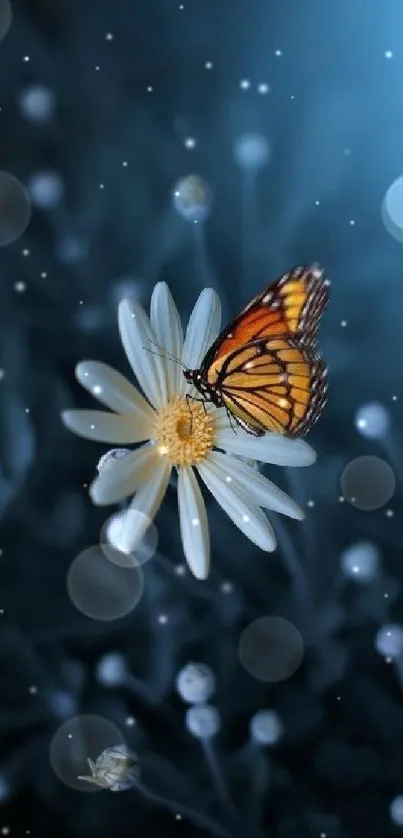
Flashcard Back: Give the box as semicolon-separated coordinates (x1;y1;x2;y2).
152;397;214;466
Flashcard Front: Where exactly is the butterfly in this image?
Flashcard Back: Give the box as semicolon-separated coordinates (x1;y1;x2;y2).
183;264;329;437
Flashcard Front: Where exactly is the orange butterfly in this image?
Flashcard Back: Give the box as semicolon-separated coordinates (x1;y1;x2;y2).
183;264;329;437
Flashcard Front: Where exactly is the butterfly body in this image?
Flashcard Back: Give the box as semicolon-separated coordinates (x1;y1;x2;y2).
183;265;329;438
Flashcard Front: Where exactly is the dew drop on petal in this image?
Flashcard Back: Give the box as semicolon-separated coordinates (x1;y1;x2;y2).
340;456;395;510
67;546;144;621
239;616;304;682
49;715;127;791
96;449;132;473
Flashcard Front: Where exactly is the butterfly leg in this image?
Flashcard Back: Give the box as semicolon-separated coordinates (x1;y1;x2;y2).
224;404;238;436
185;393;209;435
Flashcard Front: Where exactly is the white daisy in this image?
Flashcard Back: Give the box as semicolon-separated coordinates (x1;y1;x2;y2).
62;283;316;580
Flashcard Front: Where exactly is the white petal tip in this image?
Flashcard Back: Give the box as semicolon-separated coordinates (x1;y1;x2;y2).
294;442;317;466
75;360;90;381
263;540;277;552
188;563;209;581
89;482;106;506
61;410;74;430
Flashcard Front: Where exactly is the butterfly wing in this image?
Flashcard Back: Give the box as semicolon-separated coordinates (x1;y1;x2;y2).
200;264;329;380
215;337;328;437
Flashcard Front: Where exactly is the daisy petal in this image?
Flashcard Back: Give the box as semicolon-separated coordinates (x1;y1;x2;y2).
76;361;155;420
150;282;184;401
205;451;304;520
177;467;210;580
117;458;171;553
197;460;276;551
118;298;164;409
182;288;221;371
61;409;149;444
90;444;158;506
216;428;316;467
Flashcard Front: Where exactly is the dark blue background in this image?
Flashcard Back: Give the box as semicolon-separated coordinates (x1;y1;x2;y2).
1;1;403;836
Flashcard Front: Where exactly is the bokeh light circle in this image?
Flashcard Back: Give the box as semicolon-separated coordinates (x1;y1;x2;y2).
340;456;395;510
49;714;126;792
27;170;64;209
340;541;380;582
67;545;144;620
0;0;12;42
375;624;403;659
0;172;32;246
100;510;158;568
250;709;283;745
18;85;56;124
390;795;403;826
233;133;270;171
239;616;304;683
95;652;127;686
175;662;216;704
185;704;221;739
382;176;403;244
354;402;390;440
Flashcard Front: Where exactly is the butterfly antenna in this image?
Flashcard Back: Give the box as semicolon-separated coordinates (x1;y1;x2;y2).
142;339;186;369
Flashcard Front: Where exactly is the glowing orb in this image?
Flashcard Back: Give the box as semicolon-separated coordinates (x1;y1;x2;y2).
233;133;271;171
95;653;126;686
250;709;283;745
375;624;403;658
340;541;380;581
28;170;64;209
354;402;390;439
18;84;56;124
175;662;215;704
185;704;220;738
390;795;403;826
